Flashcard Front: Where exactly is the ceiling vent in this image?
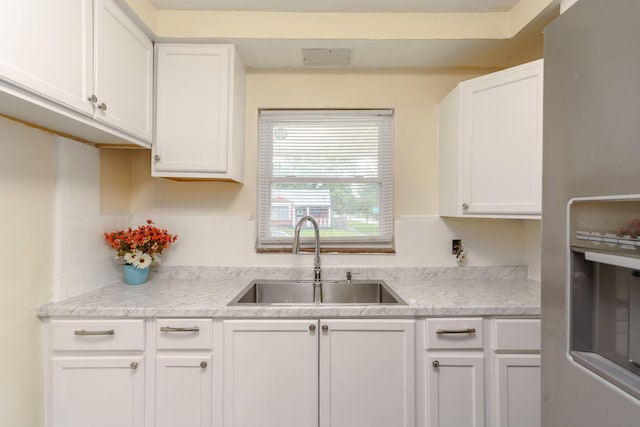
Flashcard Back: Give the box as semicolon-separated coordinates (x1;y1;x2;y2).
302;48;352;66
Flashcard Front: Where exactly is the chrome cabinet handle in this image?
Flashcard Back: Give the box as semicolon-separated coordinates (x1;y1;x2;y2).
87;94;98;103
462;203;469;210
130;362;139;369
154;155;161;161
309;324;316;332
432;360;440;368
322;325;329;332
200;361;208;369
160;326;200;333
74;329;114;336
98;102;107;111
436;328;476;335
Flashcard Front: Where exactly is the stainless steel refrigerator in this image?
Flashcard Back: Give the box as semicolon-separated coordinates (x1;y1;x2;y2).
543;0;640;425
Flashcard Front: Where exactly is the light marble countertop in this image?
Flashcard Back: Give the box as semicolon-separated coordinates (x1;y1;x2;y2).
37;266;540;318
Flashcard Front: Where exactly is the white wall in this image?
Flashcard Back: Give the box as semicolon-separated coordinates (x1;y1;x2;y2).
0;117;54;427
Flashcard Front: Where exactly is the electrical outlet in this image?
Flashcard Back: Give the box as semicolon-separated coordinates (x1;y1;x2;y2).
452;239;462;254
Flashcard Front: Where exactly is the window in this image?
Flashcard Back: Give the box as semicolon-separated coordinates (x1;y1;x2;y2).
258;109;394;250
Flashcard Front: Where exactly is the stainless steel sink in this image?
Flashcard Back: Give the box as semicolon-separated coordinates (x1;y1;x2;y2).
228;279;406;305
229;280;316;305
321;281;404;304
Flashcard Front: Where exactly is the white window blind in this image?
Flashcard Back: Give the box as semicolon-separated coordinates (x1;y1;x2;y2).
258;109;394;248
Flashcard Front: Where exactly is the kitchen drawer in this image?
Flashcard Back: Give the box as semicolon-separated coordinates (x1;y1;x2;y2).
492;318;540;351
426;318;484;350
51;319;145;351
156;319;213;350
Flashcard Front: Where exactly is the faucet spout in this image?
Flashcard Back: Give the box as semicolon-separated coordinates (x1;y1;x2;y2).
292;215;321;284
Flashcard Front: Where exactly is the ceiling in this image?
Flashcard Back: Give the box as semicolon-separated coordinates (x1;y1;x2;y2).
149;0;521;13
132;0;560;69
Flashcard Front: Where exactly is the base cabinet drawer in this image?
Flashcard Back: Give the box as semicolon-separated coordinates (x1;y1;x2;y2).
51;319;145;351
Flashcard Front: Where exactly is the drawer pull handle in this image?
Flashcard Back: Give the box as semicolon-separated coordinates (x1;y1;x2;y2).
432;360;440;368
436;328;477;335
130;362;139;369
200;361;208;369
160;326;200;333
74;329;115;336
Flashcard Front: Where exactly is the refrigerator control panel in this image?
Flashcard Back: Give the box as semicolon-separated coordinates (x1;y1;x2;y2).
570;197;640;257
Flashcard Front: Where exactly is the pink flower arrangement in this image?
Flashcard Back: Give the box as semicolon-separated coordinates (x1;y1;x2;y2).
104;219;178;269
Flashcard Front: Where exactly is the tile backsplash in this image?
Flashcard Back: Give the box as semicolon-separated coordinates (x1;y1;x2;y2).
52;138;124;300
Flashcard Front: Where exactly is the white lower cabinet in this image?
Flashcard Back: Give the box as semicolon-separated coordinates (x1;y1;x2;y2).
319;319;416;427
223;319;319;427
155;355;213;427
155;319;214;427
426;355;485;427
493;355;540;427
424;318;485;427
222;319;415;427
46;316;540;427
422;317;541;427
52;356;146;427
489;319;541;427
48;319;146;427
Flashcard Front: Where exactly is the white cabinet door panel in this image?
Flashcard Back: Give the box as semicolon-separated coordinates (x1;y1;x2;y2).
319;319;415;427
94;0;153;141
154;45;230;173
0;0;93;114
51;356;145;427
494;355;541;427
156;355;213;427
426;354;485;427
461;63;543;215
223;320;318;427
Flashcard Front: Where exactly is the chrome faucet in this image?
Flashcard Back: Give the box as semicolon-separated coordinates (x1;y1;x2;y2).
292;215;321;284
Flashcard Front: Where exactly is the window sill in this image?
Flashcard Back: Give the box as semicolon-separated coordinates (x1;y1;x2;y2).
256;247;396;254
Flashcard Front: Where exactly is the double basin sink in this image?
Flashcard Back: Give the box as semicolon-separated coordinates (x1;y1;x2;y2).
229;279;406;306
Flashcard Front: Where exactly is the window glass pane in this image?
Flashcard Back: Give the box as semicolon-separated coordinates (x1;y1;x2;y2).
270;183;381;238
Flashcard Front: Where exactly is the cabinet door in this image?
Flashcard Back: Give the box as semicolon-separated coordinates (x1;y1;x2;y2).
461;60;543;215
154;44;231;174
155;355;213;427
493;355;540;427
51;356;145;427
319;319;415;427
94;0;153;141
0;0;93;114
223;320;318;427
426;354;485;427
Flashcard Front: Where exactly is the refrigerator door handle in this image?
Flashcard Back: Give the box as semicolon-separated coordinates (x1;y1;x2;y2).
585;251;640;270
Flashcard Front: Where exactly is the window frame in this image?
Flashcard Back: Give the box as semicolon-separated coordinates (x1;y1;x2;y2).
257;109;394;252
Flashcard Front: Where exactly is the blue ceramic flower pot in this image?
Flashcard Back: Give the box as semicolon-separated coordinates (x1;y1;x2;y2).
123;264;150;285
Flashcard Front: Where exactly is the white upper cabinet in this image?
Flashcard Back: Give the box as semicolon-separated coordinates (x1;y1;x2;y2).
153;44;246;182
0;0;152;146
93;0;153;141
0;0;93;115
438;59;543;218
